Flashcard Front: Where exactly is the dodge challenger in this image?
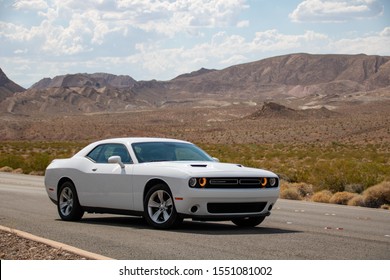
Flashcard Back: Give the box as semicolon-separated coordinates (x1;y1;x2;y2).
45;137;279;229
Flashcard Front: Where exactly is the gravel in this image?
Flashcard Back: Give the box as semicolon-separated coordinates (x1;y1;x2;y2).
0;230;87;260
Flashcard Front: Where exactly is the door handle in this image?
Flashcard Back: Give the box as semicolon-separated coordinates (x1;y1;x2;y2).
92;168;97;172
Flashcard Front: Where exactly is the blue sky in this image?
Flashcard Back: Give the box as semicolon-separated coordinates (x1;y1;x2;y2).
0;0;389;88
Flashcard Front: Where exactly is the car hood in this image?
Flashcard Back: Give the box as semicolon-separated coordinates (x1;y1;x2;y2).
137;161;278;177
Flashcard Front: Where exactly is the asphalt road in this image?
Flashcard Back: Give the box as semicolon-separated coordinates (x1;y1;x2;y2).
0;172;389;259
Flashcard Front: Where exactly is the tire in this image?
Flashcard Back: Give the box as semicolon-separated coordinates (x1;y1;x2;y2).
57;181;84;221
144;184;182;229
231;216;265;227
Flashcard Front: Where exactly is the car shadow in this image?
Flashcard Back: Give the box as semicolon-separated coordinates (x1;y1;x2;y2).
72;216;301;235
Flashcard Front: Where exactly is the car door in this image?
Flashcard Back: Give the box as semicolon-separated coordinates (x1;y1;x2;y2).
82;143;134;210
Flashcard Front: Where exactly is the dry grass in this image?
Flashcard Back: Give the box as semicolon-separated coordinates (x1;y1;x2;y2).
320;181;390;209
0;141;85;174
348;195;365;207
280;181;313;200
280;187;302;200
329;191;359;205
311;190;333;203
361;181;390;208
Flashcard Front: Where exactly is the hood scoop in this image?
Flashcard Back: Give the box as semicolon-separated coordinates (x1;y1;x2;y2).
190;164;208;167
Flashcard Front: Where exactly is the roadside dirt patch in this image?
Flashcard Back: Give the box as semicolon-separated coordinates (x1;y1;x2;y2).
0;230;86;260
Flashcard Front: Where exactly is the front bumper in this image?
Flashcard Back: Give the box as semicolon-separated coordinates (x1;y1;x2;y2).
173;187;279;219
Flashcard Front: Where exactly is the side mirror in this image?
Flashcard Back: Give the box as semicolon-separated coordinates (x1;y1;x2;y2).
213;157;220;162
108;156;125;169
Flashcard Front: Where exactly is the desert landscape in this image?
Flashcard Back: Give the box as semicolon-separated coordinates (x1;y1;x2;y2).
0;53;389;209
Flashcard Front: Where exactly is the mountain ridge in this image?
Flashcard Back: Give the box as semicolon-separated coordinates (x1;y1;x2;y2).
30;72;137;89
1;53;390;115
0;68;25;102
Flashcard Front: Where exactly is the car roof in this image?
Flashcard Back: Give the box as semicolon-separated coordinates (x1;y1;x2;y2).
96;137;190;145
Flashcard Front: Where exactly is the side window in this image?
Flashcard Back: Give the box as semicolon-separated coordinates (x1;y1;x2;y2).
86;145;104;162
86;144;133;164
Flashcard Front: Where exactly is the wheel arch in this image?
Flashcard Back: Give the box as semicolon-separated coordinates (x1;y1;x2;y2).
143;178;170;200
57;177;74;197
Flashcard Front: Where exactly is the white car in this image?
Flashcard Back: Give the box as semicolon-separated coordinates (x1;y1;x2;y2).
45;138;279;229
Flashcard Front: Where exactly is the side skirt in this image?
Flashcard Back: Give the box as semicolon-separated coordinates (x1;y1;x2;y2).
83;206;144;217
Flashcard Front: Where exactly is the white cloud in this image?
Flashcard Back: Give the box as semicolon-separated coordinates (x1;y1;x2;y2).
221;54;248;65
13;49;28;54
328;26;390;53
116;0;248;29
250;29;329;51
1;0;249;55
237;20;250;28
380;27;390;36
13;0;48;10
290;0;384;23
114;0;249;36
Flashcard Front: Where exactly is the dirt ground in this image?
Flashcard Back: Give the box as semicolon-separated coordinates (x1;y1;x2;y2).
0;230;86;260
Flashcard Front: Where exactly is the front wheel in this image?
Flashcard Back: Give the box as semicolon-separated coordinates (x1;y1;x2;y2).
231;216;265;227
144;184;182;229
57;181;84;221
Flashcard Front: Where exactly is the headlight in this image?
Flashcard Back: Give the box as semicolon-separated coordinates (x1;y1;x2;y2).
269;178;277;187
189;177;197;188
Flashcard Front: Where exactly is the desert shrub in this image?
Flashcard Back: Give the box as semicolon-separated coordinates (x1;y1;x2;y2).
0;141;84;174
311;190;333;203
344;184;364;194
329;191;358;205
293;182;314;198
12;168;23;174
381;204;390;210
347;195;365;207
0;155;25;171
25;153;53;173
279;181;313;200
0;166;13;172
280;187;302;200
362;181;390;208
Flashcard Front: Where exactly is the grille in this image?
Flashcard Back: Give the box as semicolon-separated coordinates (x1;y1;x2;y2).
201;177;278;189
207;202;267;214
209;178;238;185
239;179;261;185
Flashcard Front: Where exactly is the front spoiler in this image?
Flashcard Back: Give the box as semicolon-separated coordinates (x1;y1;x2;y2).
182;211;271;222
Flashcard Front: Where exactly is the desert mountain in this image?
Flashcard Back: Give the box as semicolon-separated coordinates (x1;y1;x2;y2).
1;53;389;115
248;102;337;119
173;67;217;80
0;68;25;102
165;53;390;97
30;73;137;89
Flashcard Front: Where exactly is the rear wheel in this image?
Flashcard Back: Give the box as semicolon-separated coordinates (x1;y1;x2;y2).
57;181;84;221
231;216;265;227
144;184;182;229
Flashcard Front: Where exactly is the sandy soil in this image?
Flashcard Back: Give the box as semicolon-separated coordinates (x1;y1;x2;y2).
0;230;86;260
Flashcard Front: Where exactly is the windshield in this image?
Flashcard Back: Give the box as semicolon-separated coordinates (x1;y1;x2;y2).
132;142;214;163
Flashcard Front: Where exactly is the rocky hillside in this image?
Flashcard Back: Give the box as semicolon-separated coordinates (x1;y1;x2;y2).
1;53;389;115
30;73;137;89
248;102;338;119
166;53;390;97
0;68;25;102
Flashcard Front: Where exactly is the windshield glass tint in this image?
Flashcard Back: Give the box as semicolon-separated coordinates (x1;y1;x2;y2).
132;142;214;163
